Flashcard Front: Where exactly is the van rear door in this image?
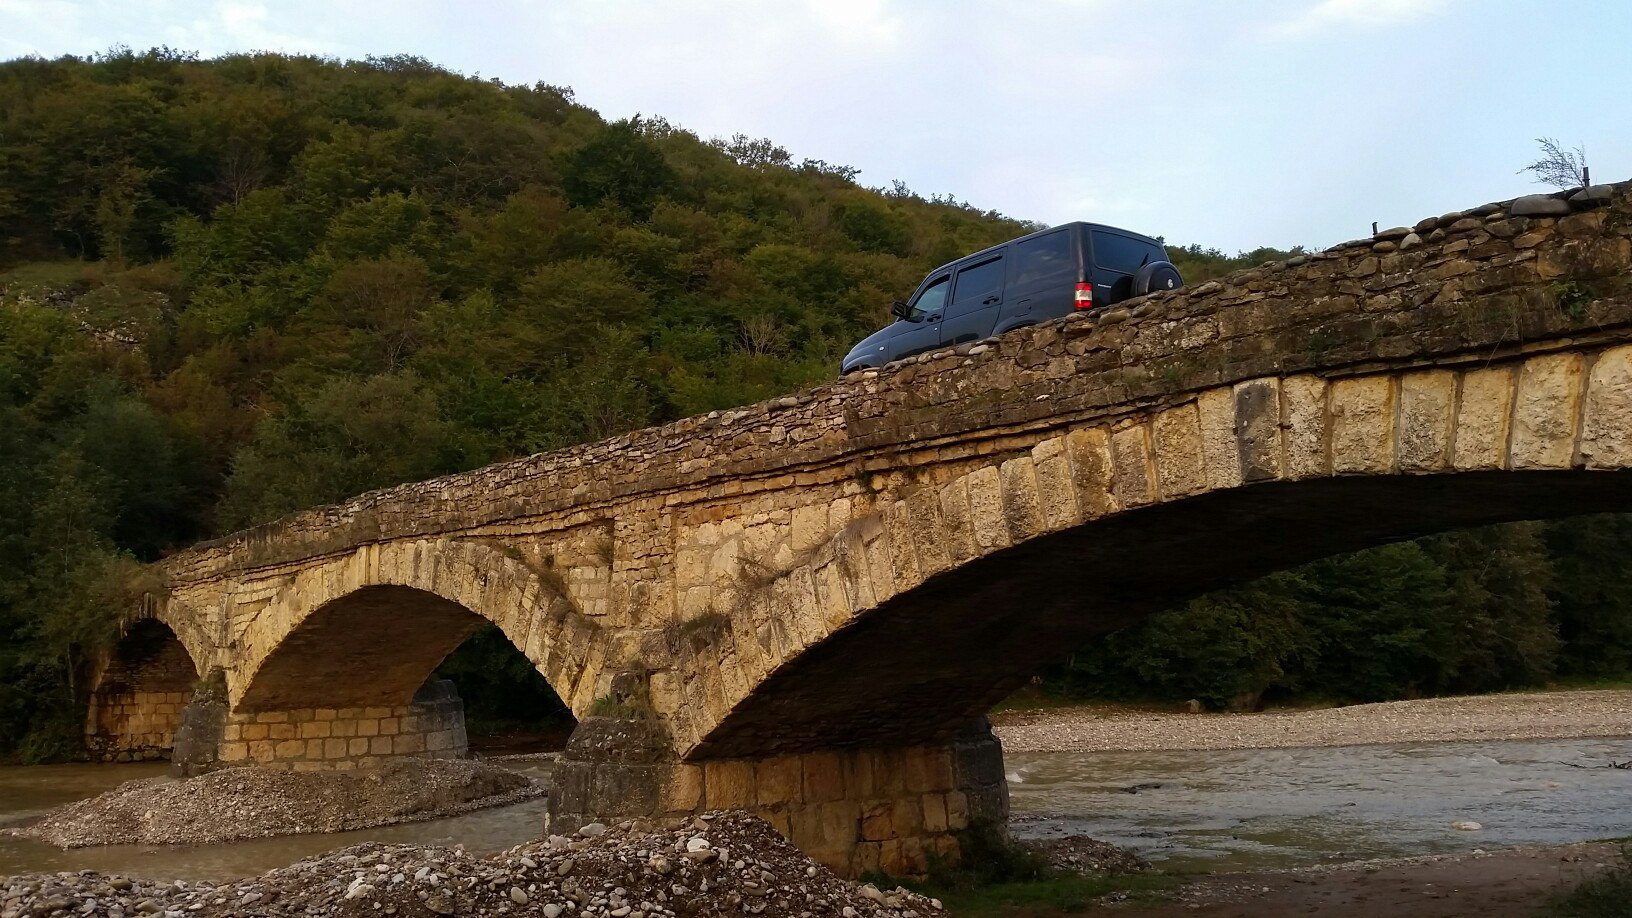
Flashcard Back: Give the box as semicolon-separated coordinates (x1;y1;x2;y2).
1088;228;1166;305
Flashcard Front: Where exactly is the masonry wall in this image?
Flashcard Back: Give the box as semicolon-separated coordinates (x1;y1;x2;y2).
216;680;467;771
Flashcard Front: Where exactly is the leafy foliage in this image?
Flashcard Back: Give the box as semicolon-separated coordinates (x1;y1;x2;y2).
1052;521;1604;709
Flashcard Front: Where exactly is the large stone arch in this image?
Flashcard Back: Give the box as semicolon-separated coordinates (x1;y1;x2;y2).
227;537;616;725
675;344;1632;759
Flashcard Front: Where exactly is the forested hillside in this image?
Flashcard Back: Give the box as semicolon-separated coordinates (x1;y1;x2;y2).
2;49;1626;761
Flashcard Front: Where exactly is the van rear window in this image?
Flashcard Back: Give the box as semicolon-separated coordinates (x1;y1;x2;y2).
1092;231;1162;275
1012;231;1074;286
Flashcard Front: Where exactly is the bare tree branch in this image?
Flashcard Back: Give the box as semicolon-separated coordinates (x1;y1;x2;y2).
1519;137;1588;190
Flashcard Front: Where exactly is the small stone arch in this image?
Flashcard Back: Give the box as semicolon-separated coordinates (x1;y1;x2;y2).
86;615;202;761
228;538;612;719
230;535;613;715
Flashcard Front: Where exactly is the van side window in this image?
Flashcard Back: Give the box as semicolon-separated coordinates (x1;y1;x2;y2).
1092;231;1160;275
908;276;950;320
951;257;1004;305
1012;231;1074;286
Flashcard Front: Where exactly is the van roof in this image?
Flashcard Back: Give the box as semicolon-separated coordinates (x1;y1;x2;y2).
929;221;1166;275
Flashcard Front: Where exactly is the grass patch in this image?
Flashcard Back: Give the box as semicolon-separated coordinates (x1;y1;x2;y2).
1546;845;1632;917
0;259;89;292
865;821;1182;916
927;874;1181;917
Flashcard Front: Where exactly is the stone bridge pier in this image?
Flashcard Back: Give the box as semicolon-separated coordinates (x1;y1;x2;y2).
545;677;1009;877
143;182;1632;876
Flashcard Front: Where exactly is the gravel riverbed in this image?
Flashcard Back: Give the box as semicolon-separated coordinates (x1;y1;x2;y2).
992;688;1632;753
2;812;942;918
9;758;542;848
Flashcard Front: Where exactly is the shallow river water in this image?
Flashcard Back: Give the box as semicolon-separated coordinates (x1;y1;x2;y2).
1006;736;1632;872
3;738;1631;879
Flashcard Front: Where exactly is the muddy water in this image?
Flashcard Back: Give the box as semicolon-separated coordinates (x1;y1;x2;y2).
0;760;553;881
1007;737;1632;872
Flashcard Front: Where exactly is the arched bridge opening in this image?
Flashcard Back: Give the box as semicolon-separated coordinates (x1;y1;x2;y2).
697;469;1632;760
86;618;200;762
218;584;575;770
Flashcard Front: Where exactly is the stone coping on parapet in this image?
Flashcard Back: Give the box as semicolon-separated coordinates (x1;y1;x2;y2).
165;182;1632;580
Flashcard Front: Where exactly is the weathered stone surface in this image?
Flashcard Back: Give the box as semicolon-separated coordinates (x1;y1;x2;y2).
1583;346;1632;470
1153;404;1206;498
1511;194;1570;216
1282;375;1329;480
1511;353;1584;469
1397;371;1456;472
1453;367;1516;471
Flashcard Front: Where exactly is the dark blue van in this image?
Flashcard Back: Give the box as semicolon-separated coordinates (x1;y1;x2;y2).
841;222;1181;373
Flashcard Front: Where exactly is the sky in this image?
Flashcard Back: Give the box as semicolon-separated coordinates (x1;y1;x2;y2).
2;0;1628;253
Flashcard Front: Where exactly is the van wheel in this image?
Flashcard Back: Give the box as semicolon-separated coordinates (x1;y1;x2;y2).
1133;261;1183;297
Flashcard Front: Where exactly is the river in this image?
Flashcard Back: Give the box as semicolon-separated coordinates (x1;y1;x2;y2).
4;737;1631;880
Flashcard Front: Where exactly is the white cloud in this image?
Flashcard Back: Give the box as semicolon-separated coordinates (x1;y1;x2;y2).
1263;0;1453;39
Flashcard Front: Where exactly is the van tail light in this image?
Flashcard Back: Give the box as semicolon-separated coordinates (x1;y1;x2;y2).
1074;283;1093;310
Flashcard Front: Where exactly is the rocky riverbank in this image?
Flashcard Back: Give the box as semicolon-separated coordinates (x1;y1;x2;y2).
1;812;942;918
992;688;1632;753
10;758;542;848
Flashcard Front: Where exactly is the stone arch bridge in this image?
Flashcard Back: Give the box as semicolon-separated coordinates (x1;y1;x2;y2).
103;183;1632;876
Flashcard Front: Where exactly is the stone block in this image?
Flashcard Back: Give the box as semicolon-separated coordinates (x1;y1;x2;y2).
356;719;379;737
323;737;348;759
1397;370;1456;472
379;717;400;735
922;793;949;833
1197;387;1243;490
370;735;393;756
1511;353;1583;469
936;476;977;564
1152;403;1206;498
1582;346;1632;469
756;755;803;806
393;733;425;754
1330;376;1395;474
240;723;265;741
662;763;705;812
964;466;1010;554
1454;367;1516;470
998;456;1045;544
860;801;896;841
1109;424;1155;507
945;791;970;830
314;708;337;721
1065;426;1117;517
298;721;331;739
851;842;882;877
1281;375;1328;479
331;719;356;738
704;759;756;808
349;737;371;756
801;751;847;803
1029;437;1080;532
1232;378;1282;482
256;712;288;724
